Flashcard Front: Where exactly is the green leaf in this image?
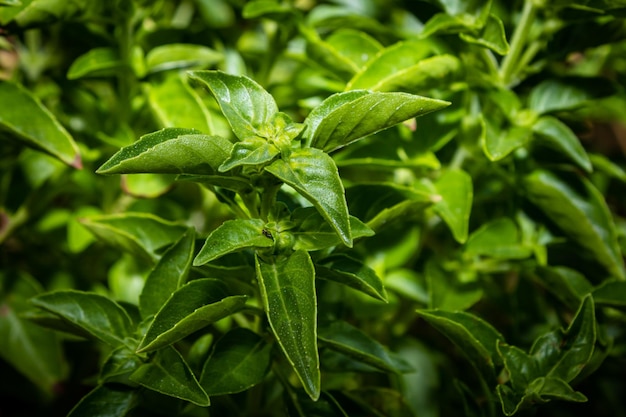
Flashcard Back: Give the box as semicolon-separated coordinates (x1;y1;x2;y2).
292;207;374;251
532;116;592;173
465;218;533;259
315;254;387;302
99;345;144;385
130;345;210;406
194;219;274;265
306;90;449;152
497;377;587;416
416;309;504;383
0;0;21;6
137;279;247;353
528;77;616;114
265;148;352;247
67;47;122;80
593;280;626;307
97;128;232;175
146;73;215;133
433;169;473;243
318;321;412;374
139;228;195;319
242;0;296;19
483;125;533;161
255;250;320;400
146;43;222;73
80;213;188;264
0;80;81;168
523;170;625;279
531;295;596;382
459;14;509;55
188;70;278;141
67;385;136;417
31;290;134;348
218;137;280;171
346;40;461;92
426;261;483;311
301;26;382;80
531;266;593;310
0;273;67;394
200;328;272;395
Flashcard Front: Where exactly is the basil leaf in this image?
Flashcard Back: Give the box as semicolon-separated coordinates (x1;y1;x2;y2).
67;385;136;417
433;169;473;244
188;70;278;141
255;250;320;400
266;148;352;247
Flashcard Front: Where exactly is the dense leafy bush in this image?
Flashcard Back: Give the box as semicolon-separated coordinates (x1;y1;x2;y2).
2;0;626;416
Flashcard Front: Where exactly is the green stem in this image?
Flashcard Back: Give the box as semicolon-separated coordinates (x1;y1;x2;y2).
0;206;28;245
117;12;135;125
260;183;281;221
499;0;539;86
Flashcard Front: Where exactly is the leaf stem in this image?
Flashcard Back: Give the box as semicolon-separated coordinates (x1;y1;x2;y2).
499;0;539;86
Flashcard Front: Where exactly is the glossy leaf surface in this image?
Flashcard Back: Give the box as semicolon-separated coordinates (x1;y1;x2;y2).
416;309;504;383
315;254;387;302
0;80;81;168
139;228;195;319
67;385;136;417
292;208;374;251
524;170;625;279
130;345;210;406
465;217;533;259
146;43;222;73
194;219;274;265
532;116;592;172
137;279;247;353
266;148;352;247
31;290;134;348
305;90;449;152
188;70;278;140
80;213;188;264
528;77;615;114
67;47;122;79
200;328;272;395
318;321;412;374
255;250;320;400
97;128;232;175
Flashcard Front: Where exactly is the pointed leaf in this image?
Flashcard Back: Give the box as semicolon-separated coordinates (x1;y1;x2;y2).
348;47;461;92
433;169;473;243
67;385;136;417
200;328;272;395
416;309;504;383
137;279;247;353
146;74;215;133
532;116;592;173
67;47;122;80
188;70;278;140
255;250;320;400
292;207;373;251
146;43;222;73
266;148;352;247
524;170;625;279
97;128;232;175
459;14;509;55
194;219;274;265
318;321;412;374
139;228;195;319
31;290;134;348
346;39;433;91
532;266;593;310
315;254;387;302
99;345;144;385
0;80;81;168
80;213;188;264
531;295;596;382
528;77;616;114
307;90;449;152
130;346;210;406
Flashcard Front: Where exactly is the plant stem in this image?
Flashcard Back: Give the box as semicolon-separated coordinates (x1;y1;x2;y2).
499;0;539;86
